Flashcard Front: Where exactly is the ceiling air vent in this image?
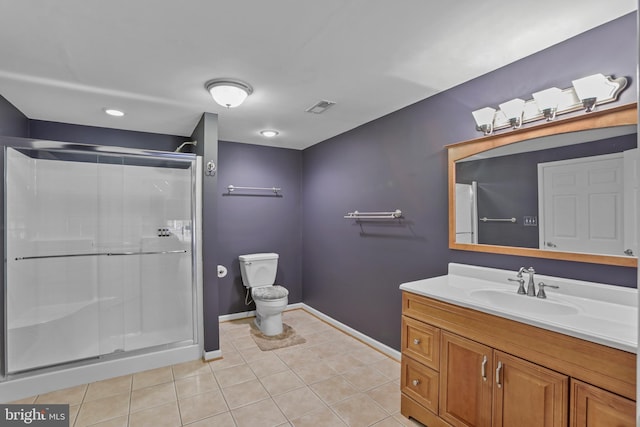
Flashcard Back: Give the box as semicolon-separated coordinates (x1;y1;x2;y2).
305;100;335;114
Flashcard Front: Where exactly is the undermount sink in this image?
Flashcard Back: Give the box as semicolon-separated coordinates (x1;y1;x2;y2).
468;289;580;316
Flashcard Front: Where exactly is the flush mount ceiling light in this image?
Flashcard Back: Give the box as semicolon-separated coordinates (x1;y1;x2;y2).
205;78;253;108
104;108;124;117
472;73;627;135
260;130;279;138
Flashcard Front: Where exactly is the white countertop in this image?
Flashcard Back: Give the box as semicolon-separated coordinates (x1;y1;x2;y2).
399;263;637;353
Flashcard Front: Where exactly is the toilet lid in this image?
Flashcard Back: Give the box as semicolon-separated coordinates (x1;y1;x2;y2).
252;285;288;300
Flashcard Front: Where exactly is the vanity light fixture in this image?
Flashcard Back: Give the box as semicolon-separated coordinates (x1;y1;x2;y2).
205;78;253;108
532;87;563;121
471;73;627;134
104;108;125;117
571;73;627;113
498;98;526;129
260;129;279;138
471;107;496;136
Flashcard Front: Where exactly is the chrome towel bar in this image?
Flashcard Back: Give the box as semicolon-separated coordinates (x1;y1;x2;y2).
479;217;516;223
227;185;281;194
344;209;403;219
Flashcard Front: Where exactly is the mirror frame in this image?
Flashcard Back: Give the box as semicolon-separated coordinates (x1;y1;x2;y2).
448;103;638;267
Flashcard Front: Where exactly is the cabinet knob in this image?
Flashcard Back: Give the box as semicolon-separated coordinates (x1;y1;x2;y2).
412;379;420;387
413;338;421;345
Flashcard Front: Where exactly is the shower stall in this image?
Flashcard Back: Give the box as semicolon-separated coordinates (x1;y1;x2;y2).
2;140;201;385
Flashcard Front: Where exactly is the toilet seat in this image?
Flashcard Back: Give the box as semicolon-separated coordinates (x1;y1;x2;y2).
252;285;288;300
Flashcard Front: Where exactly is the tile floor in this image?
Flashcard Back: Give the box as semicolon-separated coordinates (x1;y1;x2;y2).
10;309;424;427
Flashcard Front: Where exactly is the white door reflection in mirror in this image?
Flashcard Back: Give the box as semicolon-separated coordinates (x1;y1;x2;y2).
623;148;638;257
455;182;478;244
538;153;624;256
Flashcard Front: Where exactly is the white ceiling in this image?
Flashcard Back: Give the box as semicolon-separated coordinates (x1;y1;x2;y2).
0;1;636;150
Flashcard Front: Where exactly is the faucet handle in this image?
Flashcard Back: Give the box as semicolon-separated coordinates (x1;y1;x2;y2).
536;282;559;299
508;277;526;295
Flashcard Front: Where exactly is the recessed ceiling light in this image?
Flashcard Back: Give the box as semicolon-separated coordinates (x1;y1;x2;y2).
104;108;125;117
260;130;279;138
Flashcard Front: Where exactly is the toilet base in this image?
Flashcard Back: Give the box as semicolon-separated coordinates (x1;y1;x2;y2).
255;311;283;336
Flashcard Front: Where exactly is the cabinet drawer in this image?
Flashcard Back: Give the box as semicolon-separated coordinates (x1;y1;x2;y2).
570;379;635;427
401;356;439;414
402;316;440;370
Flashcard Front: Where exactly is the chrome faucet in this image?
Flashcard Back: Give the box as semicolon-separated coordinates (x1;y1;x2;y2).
523;267;536;296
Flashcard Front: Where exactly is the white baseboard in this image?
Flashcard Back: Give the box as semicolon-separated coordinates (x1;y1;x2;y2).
218;303;400;361
203;349;222;361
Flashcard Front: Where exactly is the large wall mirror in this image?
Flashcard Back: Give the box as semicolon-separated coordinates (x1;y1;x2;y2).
448;103;637;267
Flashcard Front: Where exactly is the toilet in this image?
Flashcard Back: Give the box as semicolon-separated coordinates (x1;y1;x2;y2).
238;253;289;336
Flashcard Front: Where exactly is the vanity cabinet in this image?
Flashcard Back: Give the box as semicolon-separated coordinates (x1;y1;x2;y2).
400;291;636;427
438;332;568;427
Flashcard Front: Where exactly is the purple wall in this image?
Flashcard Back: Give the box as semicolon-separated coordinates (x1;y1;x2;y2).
301;13;638;350
217;141;303;315
0;95;28;138
29;120;185;151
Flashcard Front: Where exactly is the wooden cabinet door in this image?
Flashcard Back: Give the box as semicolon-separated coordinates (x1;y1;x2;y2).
440;332;492;427
492;351;568;427
571;379;635;427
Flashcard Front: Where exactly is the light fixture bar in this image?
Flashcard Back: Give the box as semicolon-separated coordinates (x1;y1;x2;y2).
478;74;627;133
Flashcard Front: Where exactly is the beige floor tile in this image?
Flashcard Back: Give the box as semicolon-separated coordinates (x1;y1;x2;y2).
310;376;358;405
9;395;37;404
174;372;218;400
129;401;181;427
84;375;132;402
231;398;287;427
275;348;319;368
172;359;211;379
372;417;405;427
305;343;345;359
69;404;80;426
290;406;347;427
366;382;400;414
349;347;387;365
342;365;391;391
331;394;388;427
221;378;270;409
290;360;338;385
322;353;365;374
249;352;289;378
178;389;228;425
132;366;174;390
272;386;326;420
214;363;256;388
371;358;401;380
238;345;266;362
130;382;176;413
259;370;305;396
232;334;260;350
74;392;130;427
87;415;129;427
35;384;87;405
185;411;236;427
209;349;246;371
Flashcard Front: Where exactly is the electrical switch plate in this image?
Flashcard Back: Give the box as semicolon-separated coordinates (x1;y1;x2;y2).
523;216;538;226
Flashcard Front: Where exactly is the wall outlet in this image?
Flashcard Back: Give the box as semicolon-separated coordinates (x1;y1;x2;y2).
523;216;538;226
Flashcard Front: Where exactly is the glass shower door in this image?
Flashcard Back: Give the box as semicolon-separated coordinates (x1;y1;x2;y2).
5;146;196;374
6;147;102;373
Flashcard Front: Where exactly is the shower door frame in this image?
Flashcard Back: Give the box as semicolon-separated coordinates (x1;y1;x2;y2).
1;137;203;379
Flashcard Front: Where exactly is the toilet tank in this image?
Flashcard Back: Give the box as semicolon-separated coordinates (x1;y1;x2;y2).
238;253;279;288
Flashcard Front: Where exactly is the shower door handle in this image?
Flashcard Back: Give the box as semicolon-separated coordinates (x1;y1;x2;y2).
15;249;188;261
